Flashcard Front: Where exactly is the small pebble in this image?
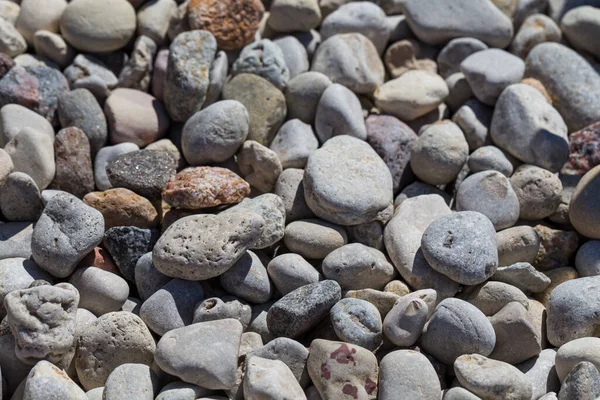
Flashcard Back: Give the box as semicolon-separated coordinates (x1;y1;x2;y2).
268;0;321;32
243;357;306;399
103;363;159;400
569;165;600;239
232;39;290;91
273;35;310;79
69;266;129;316
193;296;252;329
269;119;318;169
561;6;600;59
452;99;493;151
468;146;514;176
437;37;488;78
284;219;347;259
237;140;283;193
492;262;551;294
379;350;441;400
510;164;563;220
84;188;159;230
330;298;382;351
510;14;562;58
314;83;366;142
49;127;95;198
267;253;321;295
0;172;43;222
558;361;600;400
220;250;273;304
382;297;428;347
93;142;140;191
4;127;55;190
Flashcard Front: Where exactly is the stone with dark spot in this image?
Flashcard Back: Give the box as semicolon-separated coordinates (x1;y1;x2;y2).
559;361;600;400
562;122;600;176
103;226;160;282
49;127;95;198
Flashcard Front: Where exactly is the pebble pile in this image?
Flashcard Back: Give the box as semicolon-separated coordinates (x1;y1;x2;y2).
1;0;600;399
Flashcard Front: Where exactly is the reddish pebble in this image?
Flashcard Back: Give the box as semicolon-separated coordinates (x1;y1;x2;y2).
561;122;600;176
78;247;120;275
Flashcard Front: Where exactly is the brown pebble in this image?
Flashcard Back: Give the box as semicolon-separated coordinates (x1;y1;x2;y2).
49;127;95;198
84;188;159;229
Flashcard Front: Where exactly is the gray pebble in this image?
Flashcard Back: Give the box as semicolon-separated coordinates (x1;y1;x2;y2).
118;35;157;92
0;172;43;222
468;146;514;176
243;356;306;399
93;142;139;191
103;363;159;400
497;225;540;266
452;99;493;151
156;381;214;400
182;100;249;165
137;0;176;45
461;49;525;106
220;251;272;304
247;337;310;387
379;350;441;400
22;360;87;400
134;252;171;301
140;278;204;336
4;127;55;191
274;168;315;222
232;39;290;90
346;220;384;251
104;226;159;282
69;266;129;316
517;348;560;400
437;37;488;78
555;337;600;382
193;296;252;329
315;83;366;142
383;297;428;347
273;35;309;79
456;170;520;231
0;103;54;148
237;140;283;193
445;72;473;112
267;280;341;338
284;71;332;124
492;262;551;294
32;193;104;278
165;30;217;122
0;257;51;318
561;6;600;59
268;0;321;32
304;135;392;225
575;240;600;277
269;119;319;169
64;54;118;103
322;243;395;290
267;253;321;296
311;33;384;94
330;297;382;351
0;222;33;259
443;387;481;400
558;361;600;400
421;298;496;365
204;50;228;107
154;319;243;390
525;42;600;132
284;219;347;259
459;281;529;316
510;14;562;59
394;181;451;207
510;165;563;220
422;211;498;285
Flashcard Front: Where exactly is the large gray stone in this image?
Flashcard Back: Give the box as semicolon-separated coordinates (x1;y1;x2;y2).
379;350;441;400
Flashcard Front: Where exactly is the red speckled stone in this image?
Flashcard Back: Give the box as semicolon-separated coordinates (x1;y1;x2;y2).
561;122;600;176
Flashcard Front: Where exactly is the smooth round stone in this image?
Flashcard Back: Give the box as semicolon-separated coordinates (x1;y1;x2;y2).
492;262;550;294
570;165;600;239
153;211;263;280
104;89;169;147
140;278;203;336
237;140;283;193
444;72;472;112
94;142;139;191
456;170;520;231
491;84;568;172
559;361;600;400
304;135;393;225
555;337;600;382
222;73;287;146
311;32;384;95
273;36;309;80
561;6;600;59
21;360;87;400
76;311;156;390
220;251;272;304
510;14;562;59
452;99;493;151
32;193;104;278
182;100;248;165
437;37;488;78
330;298;382;351
575;241;600;277
155;319;243;390
137;0;176;46
379;350;441;400
60;0;136;52
134;252;170;301
267;253;321;296
4;127;55;191
0;104;54;149
455;354;533;400
315;83;366;143
164;30;217;122
247;337;310;387
546;276;600;347
497;225;540;266
274;168;315;222
322;243;395;290
510;165;563;220
103;363;159;400
421;298;496;365
460;49;525;106
383;297;428;347
268;0;321;32
49;127;95;198
410;121;469;185
284;71;332;124
0;257;51;317
346;220;384;251
460;281;529;316
69;266;129;316
284;219;347;259
403;0;513;48
193;296;252;329
15;0;66;44
267;280;341;338
0;172;43;222
233;39;290;90
84;188;159;230
0;17;26;57
269;119;318;169
0;1;20;25
244;357;305;399
468;146;514;176
375;70;449;121
525;42;600;132
33;30;75;68
156;382;214;400
422;211;498;285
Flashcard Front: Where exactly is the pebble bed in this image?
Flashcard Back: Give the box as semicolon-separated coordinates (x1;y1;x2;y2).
1;0;600;399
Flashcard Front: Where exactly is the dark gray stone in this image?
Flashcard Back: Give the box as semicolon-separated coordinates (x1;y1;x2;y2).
104;226;160;282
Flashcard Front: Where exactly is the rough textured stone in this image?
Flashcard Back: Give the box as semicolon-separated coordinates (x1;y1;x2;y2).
562;122;600;176
330;298;382;351
94;143;140;191
118;36;158;92
534;224;579;270
232;39;290;90
237;140;283;193
510;165;563;220
49;127;95;198
492;262;551;294
83;188;159;230
558;361;600;400
103;226;159;282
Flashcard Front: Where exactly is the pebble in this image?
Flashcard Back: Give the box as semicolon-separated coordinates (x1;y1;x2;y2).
117;36;158;91
0;257;51;317
155;382;213;400
103;226;159;282
270;119;318;169
233;39;290;90
468;146;514;176
525;42;600;132
561;6;600;59
444;72;472;112
153;211;263;280
15;0;66;44
535;267;579;307
137;0;176;46
510;14;562;59
140;278;203;336
375;70;448;121
93;142;139;191
346;220;384;251
193;296;252;328
559;361;600;400
237;140;283;193
379;350;441;400
570;165;600;239
274;168;315;222
267;253;321;295
307;339;378;399
162;166;250;210
0;103;54;148
155;319;243;390
492;262;551;294
273;36;310;80
69;266;129;316
182;100;248;165
63;54;118;103
22;360;87;400
322;243;395;290
0;147;13;184
244;357;306;399
315;83;366;142
330;298;382;351
518;348;560;399
461;280;529;316
410;121;469;185
285;71;331;124
268;0;321;32
187;0;264;50
0;17;26;57
0;172;43;222
49;127;95;198
282;219;347;259
134;252;170;301
311;33;384;95
227;195;286;250
437;37;488;78
247;337;310;387
382;297;428;347
496;225;540;267
0;222;34;259
384;40;438;79
164;30;217;122
222;73;287;146
5;283;79;368
452;99;493;151
84;188;158;230
31;193;104;278
510;165;563;220
103;363;159;400
0;1;20;25
403;0;513;48
555;337;600;382
267;280;341;338
4;127;55;191
60;0;136;53
454;354;533;400
220;250;272;304
575;240;600;277
562;122;600;176
304;135;392;225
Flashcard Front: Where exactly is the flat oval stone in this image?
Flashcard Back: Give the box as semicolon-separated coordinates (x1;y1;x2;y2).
267;254;321;296
284;219;348;259
304;135;393;226
561;6;600;61
379;350;440;400
570;165;600;239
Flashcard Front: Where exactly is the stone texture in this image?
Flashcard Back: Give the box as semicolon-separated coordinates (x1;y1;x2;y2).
84;188;159;229
570;165;600;239
0;172;43;222
103;226;159;282
4;127;55;191
315;83;366;143
237;140;283;193
379;350;440;400
49;127;95;198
